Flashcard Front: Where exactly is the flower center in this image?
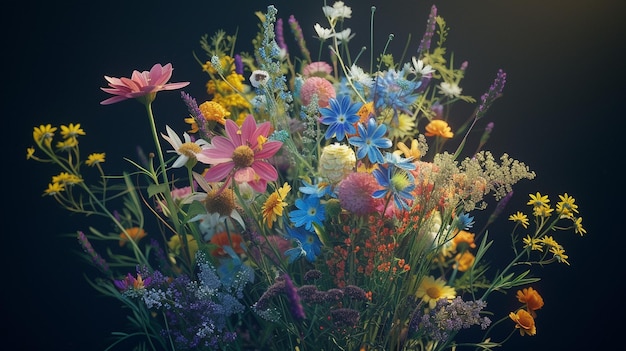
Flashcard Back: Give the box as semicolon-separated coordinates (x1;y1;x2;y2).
205;188;237;216
426;287;441;299
179;142;202;158
232;145;255;168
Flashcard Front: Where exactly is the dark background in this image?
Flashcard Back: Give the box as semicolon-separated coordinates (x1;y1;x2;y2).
5;0;624;350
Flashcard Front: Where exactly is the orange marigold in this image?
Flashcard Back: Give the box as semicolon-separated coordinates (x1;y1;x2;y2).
509;309;537;336
516;287;544;316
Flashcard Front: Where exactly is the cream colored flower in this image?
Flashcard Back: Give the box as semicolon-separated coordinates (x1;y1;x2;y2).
319;143;356;184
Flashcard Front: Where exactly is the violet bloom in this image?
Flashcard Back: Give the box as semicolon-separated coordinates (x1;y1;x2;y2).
100;63;189;105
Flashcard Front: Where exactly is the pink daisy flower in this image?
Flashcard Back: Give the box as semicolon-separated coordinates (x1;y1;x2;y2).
336;172;382;216
202;115;283;193
100;63;190;105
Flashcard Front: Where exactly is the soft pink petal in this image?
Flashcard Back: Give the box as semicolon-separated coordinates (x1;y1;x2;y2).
255;140;283;159
239;115;258;142
248;178;268;193
163;81;190;90
100;95;129;105
204;162;234;182
224;119;242;146
234;167;256;183
210;136;236;152
251;161;278;181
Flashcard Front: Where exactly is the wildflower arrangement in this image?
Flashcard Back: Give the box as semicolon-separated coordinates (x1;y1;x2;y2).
27;2;588;350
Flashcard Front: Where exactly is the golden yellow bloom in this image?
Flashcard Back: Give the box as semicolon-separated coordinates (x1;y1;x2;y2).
415;275;456;309
533;205;553;218
522;235;543;251
424;119;453;138
33;124;57;144
387;112;416;139
86;153;106;166
508;211;529;228
527;192;549;208
56;137;77;151
516;287;544;316
509;309;536;336
549;246;570;265
44;182;65;196
394;138;422;160
119;227;148;247
199;101;230;125
556;193;578;217
573;217;587;236
452;230;476;250
52;172;82;185
262;183;291;228
60;123;86;139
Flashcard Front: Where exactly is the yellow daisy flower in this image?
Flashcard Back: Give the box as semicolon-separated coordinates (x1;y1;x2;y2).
415;275;456;309
527;192;549;208
60;123;86;139
394;138;422;160
573;217;587;236
33;124;57;145
86;153;106;166
44;182;65;196
262;183;291;228
508;211;529;228
556;193;578;217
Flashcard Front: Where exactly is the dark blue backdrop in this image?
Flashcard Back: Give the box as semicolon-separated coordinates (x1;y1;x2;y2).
5;0;624;350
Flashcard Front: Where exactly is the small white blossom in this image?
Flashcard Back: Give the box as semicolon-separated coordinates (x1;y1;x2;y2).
322;1;352;20
314;23;334;40
411;57;435;76
334;28;355;43
348;64;374;88
439;82;463;98
249;70;269;88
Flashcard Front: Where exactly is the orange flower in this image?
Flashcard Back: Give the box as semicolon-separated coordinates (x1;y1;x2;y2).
119;227;147;247
453;251;475;272
509;309;537;336
516;287;544;316
452;230;476;249
210;232;245;257
424;119;453;138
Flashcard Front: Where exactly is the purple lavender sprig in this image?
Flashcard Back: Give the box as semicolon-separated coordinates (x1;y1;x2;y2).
283;274;306;320
417;5;438;54
181;91;210;139
77;231;111;277
288;15;312;63
276;18;288;55
476;69;507;120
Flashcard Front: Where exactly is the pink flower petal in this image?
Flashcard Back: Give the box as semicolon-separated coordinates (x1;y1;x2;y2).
204;162;234;182
255;140;283;159
251;161;279;181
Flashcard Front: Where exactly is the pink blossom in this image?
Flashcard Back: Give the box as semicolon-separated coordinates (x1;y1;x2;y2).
302;61;333;77
100;63;190;105
202;115;283;193
336;172;382;216
300;76;336;108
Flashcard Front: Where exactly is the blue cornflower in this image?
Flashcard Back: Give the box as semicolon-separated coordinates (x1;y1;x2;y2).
288;195;326;231
299;179;334;198
371;68;421;121
455;213;475;230
320;95;362;141
372;164;416;210
284;226;323;262
349;118;392;164
383;152;416;171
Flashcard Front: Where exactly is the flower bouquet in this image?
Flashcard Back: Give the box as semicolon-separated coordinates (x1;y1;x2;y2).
27;2;587;350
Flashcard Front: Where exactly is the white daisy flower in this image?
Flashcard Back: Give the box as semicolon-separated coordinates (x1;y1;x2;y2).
411;56;436;76
439;82;463;98
249;69;269;88
334;28;355;43
314;23;334;40
161;125;212;168
348;64;374;88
